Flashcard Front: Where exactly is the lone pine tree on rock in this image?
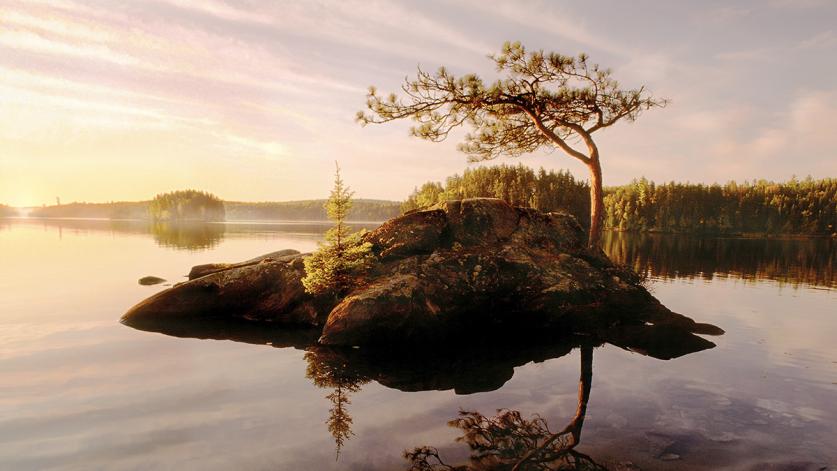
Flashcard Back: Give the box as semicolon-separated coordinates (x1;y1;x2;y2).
302;162;372;296
358;41;666;248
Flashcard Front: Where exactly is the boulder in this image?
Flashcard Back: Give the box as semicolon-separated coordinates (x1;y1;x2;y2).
138;276;166;286
188;249;301;280
125;255;327;326
122;198;722;346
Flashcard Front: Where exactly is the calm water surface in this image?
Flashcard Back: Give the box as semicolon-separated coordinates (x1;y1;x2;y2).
1;219;835;470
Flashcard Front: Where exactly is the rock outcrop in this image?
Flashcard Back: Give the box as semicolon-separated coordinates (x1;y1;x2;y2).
187;249;300;280
138;276;166;286
122;198;722;346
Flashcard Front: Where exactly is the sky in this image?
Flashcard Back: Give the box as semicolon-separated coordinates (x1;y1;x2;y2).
1;0;836;207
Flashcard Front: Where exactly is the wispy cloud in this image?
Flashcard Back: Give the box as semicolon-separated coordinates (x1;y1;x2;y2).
798;30;837;49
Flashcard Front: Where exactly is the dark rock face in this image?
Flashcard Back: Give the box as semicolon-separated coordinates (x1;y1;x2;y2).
138;276;166;286
122;198;722;347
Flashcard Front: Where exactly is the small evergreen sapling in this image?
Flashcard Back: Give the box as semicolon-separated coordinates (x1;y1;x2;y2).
302;163;373;295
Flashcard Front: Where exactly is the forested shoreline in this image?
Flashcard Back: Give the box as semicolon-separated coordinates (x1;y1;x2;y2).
13;167;836;236
403;165;836;236
25;197;401;222
223;199;400;221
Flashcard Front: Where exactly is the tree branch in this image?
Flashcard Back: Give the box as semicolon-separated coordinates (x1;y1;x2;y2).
521;107;591;164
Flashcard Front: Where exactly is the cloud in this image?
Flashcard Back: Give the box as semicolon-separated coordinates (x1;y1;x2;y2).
699;6;752;24
769;0;833;8
798;30;837;49
702;90;837;178
455;0;635;57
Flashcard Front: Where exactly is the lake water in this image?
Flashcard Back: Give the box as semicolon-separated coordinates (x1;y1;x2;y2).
1;218;835;470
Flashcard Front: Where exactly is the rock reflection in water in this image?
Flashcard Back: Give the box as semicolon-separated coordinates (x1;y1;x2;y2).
121;313;721;468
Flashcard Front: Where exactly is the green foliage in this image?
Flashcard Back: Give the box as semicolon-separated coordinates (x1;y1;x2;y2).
302;164;373;295
359;41;664;162
402;164;590;229
603;177;837;235
148;190;225;221
406;167;835;236
302;231;373;295
360;41;665;247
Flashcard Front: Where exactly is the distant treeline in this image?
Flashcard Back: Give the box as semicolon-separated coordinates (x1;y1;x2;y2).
29;201;148;219
224;199;401;221
403;165;837;236
0;204;18;217
27;196;401;222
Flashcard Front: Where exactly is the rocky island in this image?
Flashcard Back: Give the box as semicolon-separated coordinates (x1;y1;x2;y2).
122;198;722;347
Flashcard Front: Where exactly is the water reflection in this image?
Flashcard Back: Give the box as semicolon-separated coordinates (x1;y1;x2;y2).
400;328;724;470
17;218;380;251
305;349;369;460
150;222;225;250
405;346;601;471
603;232;836;288
123;314;720;466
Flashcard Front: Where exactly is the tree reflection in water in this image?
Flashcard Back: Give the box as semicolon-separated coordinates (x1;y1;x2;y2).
121;308;721;469
404;345;601;471
301;319;718;469
602;232;835;288
304;348;369;460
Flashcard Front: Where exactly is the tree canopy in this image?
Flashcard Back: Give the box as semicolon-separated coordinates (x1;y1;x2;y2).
402;164;590;227
148;190;225;222
302;163;373;295
359;41;665;248
405;165;836;236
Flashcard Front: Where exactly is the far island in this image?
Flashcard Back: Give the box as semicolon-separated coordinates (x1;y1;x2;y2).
26;190;402;222
148;190;225;222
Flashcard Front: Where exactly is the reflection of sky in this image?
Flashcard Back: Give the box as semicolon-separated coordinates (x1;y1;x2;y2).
0;221;835;469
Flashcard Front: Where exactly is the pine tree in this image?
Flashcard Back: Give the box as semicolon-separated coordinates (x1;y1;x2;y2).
302;163;373;295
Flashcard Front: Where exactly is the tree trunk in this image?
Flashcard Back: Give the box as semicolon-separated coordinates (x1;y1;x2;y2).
588;158;605;248
570;344;593;443
511;344;593;470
